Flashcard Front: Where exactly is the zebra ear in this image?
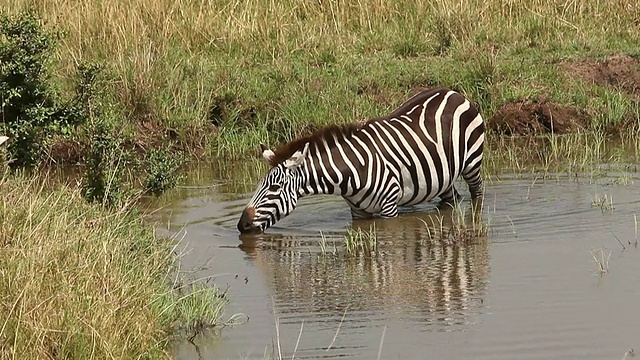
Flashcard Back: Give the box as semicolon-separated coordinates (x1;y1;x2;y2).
261;144;276;164
0;136;8;146
284;143;309;168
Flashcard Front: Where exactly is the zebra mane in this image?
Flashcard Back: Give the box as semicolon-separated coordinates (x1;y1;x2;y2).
266;123;364;167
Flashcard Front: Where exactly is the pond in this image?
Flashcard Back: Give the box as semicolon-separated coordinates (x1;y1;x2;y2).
161;148;640;359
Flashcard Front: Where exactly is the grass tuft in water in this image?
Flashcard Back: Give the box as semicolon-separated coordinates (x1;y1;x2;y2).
590;248;612;275
591;193;614;213
634;214;638;247
344;224;377;257
419;204;489;245
318;230;338;257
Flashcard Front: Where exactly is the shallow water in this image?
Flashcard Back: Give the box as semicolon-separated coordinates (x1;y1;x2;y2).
161;161;640;360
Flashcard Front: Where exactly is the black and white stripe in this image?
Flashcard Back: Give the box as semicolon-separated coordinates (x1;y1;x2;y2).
238;88;484;233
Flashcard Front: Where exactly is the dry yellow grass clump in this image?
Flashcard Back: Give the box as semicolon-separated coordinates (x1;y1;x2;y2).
0;174;225;359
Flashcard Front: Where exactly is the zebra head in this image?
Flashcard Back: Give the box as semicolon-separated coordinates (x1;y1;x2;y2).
237;143;310;234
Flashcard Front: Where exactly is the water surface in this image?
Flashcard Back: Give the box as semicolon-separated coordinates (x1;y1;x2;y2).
162;162;640;360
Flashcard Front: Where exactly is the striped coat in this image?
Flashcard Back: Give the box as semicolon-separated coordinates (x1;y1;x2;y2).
238;88;484;233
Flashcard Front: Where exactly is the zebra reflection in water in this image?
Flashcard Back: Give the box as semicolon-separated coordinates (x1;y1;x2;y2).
239;206;489;329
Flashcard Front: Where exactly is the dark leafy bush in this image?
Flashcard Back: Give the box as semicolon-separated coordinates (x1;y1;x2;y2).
143;147;183;195
1;11;183;200
0;11;76;166
82;121;132;207
75;63;134;207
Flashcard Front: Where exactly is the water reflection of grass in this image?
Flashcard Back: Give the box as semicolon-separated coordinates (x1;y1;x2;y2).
485;131;640;179
0;173;226;359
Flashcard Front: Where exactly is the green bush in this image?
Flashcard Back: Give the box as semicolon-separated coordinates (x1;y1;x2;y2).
143;146;183;195
0;11;76;166
82;121;132;207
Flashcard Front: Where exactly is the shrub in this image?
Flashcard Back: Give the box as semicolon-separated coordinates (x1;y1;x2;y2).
143;146;184;195
0;11;75;166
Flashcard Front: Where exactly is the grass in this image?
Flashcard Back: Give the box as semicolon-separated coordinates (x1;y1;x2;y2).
343;224;378;256
2;0;640;160
0;172;226;359
418;204;490;245
590;248;612;275
635;214;638;247
483;130;640;180
591;192;615;213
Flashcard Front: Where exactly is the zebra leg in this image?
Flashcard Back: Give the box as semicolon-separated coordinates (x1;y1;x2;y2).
379;183;400;218
439;185;461;207
344;198;374;219
462;164;483;200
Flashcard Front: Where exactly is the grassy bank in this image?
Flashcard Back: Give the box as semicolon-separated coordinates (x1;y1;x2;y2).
0;173;225;359
2;0;640;161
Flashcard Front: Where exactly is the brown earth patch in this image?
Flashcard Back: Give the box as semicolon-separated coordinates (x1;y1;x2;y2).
48;138;83;165
561;54;640;97
489;96;588;135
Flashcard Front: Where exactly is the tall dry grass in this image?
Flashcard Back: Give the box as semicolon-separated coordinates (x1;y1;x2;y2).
0;173;225;359
3;0;640;156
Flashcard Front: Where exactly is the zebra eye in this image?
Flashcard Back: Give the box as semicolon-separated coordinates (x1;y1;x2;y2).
268;184;281;192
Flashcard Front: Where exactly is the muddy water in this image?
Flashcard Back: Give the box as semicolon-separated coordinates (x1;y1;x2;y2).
163;162;640;360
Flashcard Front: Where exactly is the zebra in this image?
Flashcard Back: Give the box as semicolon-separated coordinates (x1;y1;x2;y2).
238;87;484;234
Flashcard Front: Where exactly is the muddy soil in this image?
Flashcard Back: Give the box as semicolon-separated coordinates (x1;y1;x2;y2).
561;54;640;97
489;54;640;136
488;96;587;135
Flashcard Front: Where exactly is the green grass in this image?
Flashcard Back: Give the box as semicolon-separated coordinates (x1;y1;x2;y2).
344;224;378;256
2;0;640;160
483;130;640;179
0;173;226;359
416;205;489;245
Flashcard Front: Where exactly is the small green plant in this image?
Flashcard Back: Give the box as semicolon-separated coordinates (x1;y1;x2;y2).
82;121;132;207
143;146;184;195
344;224;377;256
0;11;73;166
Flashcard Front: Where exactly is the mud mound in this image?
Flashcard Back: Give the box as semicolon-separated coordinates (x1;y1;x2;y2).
489;96;587;135
561;54;640;96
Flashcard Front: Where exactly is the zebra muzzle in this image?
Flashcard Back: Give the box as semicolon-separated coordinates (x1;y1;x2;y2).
237;206;261;234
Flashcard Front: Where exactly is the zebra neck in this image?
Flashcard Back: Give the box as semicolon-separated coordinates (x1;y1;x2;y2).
300;149;343;197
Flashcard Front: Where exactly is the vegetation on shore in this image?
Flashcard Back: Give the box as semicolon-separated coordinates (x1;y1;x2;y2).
2;1;640;357
0;173;226;359
2;0;640;164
